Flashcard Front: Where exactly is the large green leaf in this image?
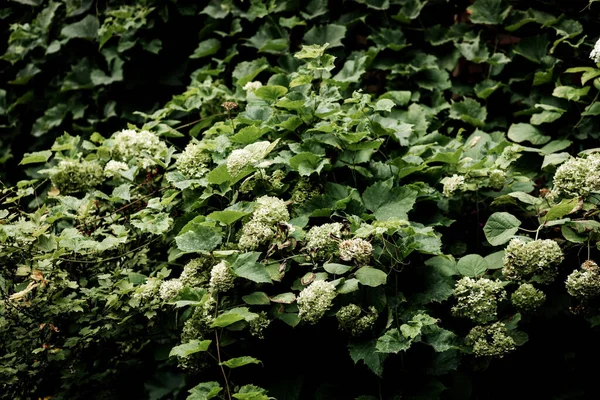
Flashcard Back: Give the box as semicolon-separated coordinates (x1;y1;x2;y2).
507;123;551;145
456;254;488;277
355;267;387;287
483;212;521;246
231;252;272;283
175;225;222;253
362;179;417;221
61;15;99;40
169;340;212;357
468;0;511;25
221;356;261;368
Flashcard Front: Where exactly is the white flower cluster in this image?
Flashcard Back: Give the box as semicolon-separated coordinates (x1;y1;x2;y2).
176;143;212;179
552;153;600;198
503;238;564;283
239;196;290;250
50;159;104;194
466;322;516;358
249;312;270;339
159;279;183;300
226;141;272;176
304;222;344;260
511;283;546;312
104;160;129;178
338;238;373;265
243;81;263;91
566;260;600;299
209;261;235;293
336;304;378;336
442;174;465;197
112;129;167;169
134;277;161;302
452;277;506;323
297;280;337;324
591;38;600;64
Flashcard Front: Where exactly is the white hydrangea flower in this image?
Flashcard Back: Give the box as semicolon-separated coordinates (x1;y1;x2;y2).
304;223;344;259
104;160;129;178
209;261;235;293
503;238;563;283
176;143;212;179
442;174;465;197
159;279;183;300
112;129;167;169
297;280;337;324
226;141;272;176
243;81;263;91
591;37;600;64
134;277;161;302
238;220;276;250
339;238;373;265
253;196;290;225
452;277;506;323
553;154;600;198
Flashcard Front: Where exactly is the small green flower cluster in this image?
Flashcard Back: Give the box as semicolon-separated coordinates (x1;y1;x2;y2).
249;312;270;339
336;304;378;336
50;159;104;194
179;297;216;372
442;174;465;197
452;277;506;323
180;257;212;288
159;279;183;300
488;169;506;190
133;277;161;302
226;141;272;176
111;129;167;169
176;143;212;179
338;238;373;265
466;322;516;358
511;283;546;312
304;222;344;260
297;280;337;324
290;178;321;205
209;261;235;293
566;260;600;300
104;160;129;178
238;196;290;250
503;238;563;283
552;153;600;198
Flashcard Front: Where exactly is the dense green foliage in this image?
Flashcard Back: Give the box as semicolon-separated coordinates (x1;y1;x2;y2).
3;0;600;399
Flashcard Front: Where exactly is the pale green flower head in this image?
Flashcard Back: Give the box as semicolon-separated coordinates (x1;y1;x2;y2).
297;280;337;324
552;153;600;198
176;143;212;179
338;238;373;265
304;222;344;260
159;279;183;300
226;141;271;176
104;160;129;178
209;261;235;293
253;196;289;225
238;220;276;250
488;169;506;190
452;277;506;323
591;37;600;64
442;174;465;197
180;257;212;288
503;238;563;283
50;159;104;194
112;129;167;169
566;261;600;300
466;322;516;358
511;283;546;312
336;304;378;336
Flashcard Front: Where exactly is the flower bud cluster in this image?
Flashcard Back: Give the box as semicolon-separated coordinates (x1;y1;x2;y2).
552;153;600;198
336;304;378;336
452;277;506;323
503;238;563;283
180;257;212;288
243;81;263;91
297;280;337;324
566;261;600;300
442;174;465;197
209;261;235;293
238;196;290;250
466;322;516;358
111;129;167;169
304;222;344;260
104;160;129;178
134;277;161;302
226;141;271;176
290;178;321;205
176;143;212;179
159;279;183;300
511;283;546;312
488;169;506;190
339;238;373;265
249;312;270;339
50;159;104;194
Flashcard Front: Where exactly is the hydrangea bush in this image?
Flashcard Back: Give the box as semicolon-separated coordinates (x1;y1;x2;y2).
4;0;600;399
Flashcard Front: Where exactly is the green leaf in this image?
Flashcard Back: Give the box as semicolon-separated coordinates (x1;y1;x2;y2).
468;0;511;25
242;292;271;305
169;340;212;357
191;38;221;59
355;267;387;287
544;198;578;222
61;15;99;40
336;278;360;294
111;184;131;201
231;252;272;284
561;225;587;243
269;292;296;304
553;86;590;102
289;152;329;176
483;212;521;246
208;210;249;225
295;43;329;59
374;99;395;112
20;150;51;165
233;58;270;87
303;24;347;48
514;35;548;63
332;55;368;82
187;382;222;400
507;123;551;145
323;263;353;275
207;164;231;185
221;356;261;368
175;225;222;253
349;339;387;376
376;329;412;353
456;254;488;277
211;313;245;328
362;180;417;221
254;85;288;102
230;126;268;144
449;98;487;127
